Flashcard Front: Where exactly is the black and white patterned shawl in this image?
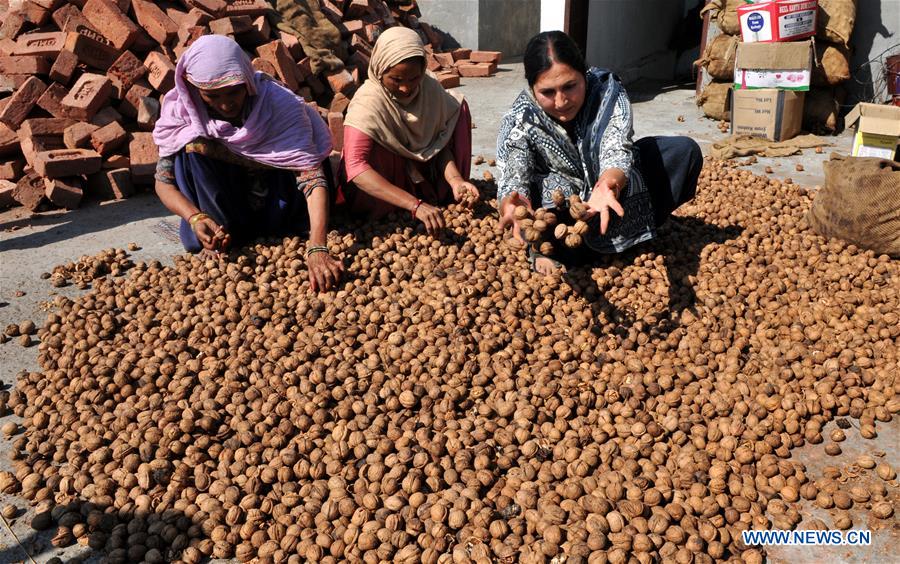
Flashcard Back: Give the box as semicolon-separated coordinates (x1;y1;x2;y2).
496;68;656;253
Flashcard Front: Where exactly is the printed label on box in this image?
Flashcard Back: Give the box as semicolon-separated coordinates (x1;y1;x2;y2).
778;9;816;38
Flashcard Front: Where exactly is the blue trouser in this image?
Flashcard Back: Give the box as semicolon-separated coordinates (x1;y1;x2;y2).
174;151;308;252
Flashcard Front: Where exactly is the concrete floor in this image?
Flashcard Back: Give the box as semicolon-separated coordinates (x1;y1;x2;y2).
0;63;895;563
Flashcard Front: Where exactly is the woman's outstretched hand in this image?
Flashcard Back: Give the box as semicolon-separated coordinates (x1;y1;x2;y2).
498;192;530;242
307;252;344;292
451;180;480;208
414;201;445;235
585;172;626;235
192;215;231;252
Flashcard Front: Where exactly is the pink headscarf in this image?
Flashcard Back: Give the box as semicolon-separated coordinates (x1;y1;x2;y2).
153;35;332;171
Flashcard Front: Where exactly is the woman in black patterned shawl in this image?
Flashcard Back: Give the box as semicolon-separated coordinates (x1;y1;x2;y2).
496;31;703;274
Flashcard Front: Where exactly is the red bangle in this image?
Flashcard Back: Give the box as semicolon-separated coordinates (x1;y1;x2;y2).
411;199;423;219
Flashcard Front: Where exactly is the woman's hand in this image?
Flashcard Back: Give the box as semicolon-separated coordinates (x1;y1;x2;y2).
498;192;530;242
192;215;231;252
585;172;626;235
451;180;479;207
307;251;344;292
414;201;445;235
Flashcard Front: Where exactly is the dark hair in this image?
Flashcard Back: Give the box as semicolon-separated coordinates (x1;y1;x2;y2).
523;31;587;87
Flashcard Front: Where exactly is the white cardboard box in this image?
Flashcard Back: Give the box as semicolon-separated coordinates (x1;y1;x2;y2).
846;103;900;160
738;0;818;43
733;40;813;91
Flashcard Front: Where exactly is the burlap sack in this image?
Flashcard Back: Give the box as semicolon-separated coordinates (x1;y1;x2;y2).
803;88;841;134
808;156;900;257
817;0;856;47
697;34;739;81
697;82;731;121
717;0;743;35
812;43;851;86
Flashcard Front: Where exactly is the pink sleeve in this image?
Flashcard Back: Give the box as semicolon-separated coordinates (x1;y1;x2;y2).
342;126;374;181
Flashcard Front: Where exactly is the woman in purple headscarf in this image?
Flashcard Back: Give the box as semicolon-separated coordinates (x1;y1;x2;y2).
153;34;342;292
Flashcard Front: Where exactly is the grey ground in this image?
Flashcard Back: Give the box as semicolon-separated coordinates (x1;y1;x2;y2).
0;62;895;563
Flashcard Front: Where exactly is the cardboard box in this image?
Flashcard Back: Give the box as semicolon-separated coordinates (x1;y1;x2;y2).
846;103;900;160
734;40;813;91
731;88;805;141
738;0;817;43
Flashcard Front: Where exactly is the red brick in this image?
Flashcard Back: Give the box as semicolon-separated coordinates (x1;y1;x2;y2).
0;12;28;41
279;31;303;60
44;176;83;209
20;118;76;139
450;48;471;61
0;77;48;129
252;57;276;76
60;73;112;121
0;125;21;157
186;0;226;16
19;136;55;167
87;167;132;199
90;106;122;127
22;1;52;26
119;81;152;118
0;56;52;75
350;34;372;56
33;148;102;177
224;0;270;17
90;121;127;155
425;53;441;72
64;122;99;149
433;52;454;69
64;30;121;70
13;172;47;211
144;51;176;93
327;112;344;152
137;97;160;130
364;23;380;45
131;29;158;54
49;50;78;85
176;26;208;49
182;9;212;28
295;57;312;81
457;62;494;77
0;75;34;91
29;0;65;10
325;69;356;95
349;50;370;72
165;7;190;27
128;132;157;184
102;154;129;169
209;15;253;36
82;0;140;50
36;83;74;119
436;72;460;89
107;50;147;99
256;40;299;92
0;159;25;181
132;0;178;46
418;22;442;48
469;50;502;64
238;15;270;47
52;4;93;32
343;19;365;36
345;0;372;19
0;39;17;57
12;32;67;57
0;180;18;210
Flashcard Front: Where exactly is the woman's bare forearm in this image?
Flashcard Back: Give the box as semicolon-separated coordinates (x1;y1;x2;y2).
305;184;330;246
352;168;420;211
155;181;200;221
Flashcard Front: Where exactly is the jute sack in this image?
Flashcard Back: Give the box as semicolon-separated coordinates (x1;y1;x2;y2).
697;34;739;81
803;88;843;134
697;82;731;121
817;0;856;47
717;0;742;35
808;156;900;257
812;43;851;86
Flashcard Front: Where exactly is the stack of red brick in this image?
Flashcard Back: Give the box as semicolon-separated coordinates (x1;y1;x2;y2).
0;0;502;214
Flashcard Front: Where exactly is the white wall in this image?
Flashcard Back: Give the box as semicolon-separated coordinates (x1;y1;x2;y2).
540;0;567;32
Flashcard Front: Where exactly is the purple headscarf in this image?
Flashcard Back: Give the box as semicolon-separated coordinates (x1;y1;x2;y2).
152;35;332;171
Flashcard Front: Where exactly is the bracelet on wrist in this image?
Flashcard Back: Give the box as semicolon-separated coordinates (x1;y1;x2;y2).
188;212;210;230
410;199;423;219
305;245;329;257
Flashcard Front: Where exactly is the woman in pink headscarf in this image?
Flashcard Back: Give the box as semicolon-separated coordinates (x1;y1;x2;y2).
153;34;342;292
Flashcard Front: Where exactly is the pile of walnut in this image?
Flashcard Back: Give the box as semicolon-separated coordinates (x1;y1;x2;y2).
3;158;898;564
43;248;135;289
517;191;591;256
